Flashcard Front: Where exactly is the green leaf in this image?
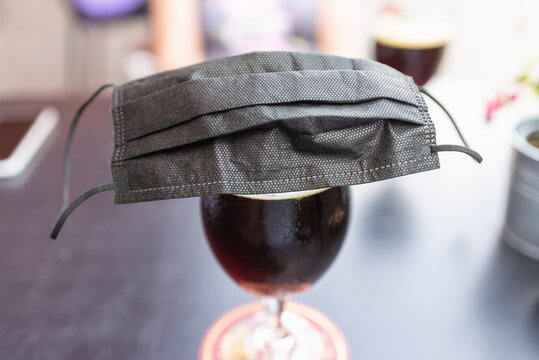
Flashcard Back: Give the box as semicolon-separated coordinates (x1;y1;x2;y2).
516;73;528;83
534;84;539;96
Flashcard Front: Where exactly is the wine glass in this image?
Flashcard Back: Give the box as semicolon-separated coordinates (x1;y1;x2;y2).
373;2;451;86
200;187;350;359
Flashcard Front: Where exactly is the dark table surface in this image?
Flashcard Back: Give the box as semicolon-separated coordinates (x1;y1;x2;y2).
1;96;538;360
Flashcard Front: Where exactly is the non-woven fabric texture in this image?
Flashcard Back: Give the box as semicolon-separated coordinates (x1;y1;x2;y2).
110;51;439;203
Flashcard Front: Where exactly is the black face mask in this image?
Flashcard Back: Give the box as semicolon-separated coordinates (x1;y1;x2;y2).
51;51;481;239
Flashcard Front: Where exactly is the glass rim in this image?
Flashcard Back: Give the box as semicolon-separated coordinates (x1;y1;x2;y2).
234;187;331;200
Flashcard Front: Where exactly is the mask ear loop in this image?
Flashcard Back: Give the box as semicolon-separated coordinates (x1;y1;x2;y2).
51;183;116;239
61;84;114;209
51;84;116;239
419;87;483;163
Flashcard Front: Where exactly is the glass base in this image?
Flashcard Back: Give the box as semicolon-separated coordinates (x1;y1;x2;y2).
199;301;349;360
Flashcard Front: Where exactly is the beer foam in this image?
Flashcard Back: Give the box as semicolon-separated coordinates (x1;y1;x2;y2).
236;187;330;200
374;14;449;49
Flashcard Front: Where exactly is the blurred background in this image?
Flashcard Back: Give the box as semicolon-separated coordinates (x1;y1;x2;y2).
0;0;538;97
1;1;539;359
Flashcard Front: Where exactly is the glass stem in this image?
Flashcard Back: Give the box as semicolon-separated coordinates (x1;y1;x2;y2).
261;297;295;358
262;297;286;335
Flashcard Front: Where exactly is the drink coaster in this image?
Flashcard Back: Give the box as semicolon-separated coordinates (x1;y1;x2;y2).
199;301;350;360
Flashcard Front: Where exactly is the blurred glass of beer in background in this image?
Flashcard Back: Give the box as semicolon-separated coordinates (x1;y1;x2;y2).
373;1;451;86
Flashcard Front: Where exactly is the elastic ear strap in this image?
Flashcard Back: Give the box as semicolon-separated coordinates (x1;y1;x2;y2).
50;183;116;239
419;87;469;148
420;87;483;163
61;84;114;210
431;144;482;163
52;84;115;240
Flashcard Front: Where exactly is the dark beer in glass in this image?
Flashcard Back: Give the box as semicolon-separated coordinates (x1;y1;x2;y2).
200;187;350;358
374;14;449;86
202;187;349;297
375;40;445;86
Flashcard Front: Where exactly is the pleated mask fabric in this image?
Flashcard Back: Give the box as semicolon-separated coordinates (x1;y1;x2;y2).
51;51;482;239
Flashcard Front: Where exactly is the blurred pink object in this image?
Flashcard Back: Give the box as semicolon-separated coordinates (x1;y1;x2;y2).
486;92;519;121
